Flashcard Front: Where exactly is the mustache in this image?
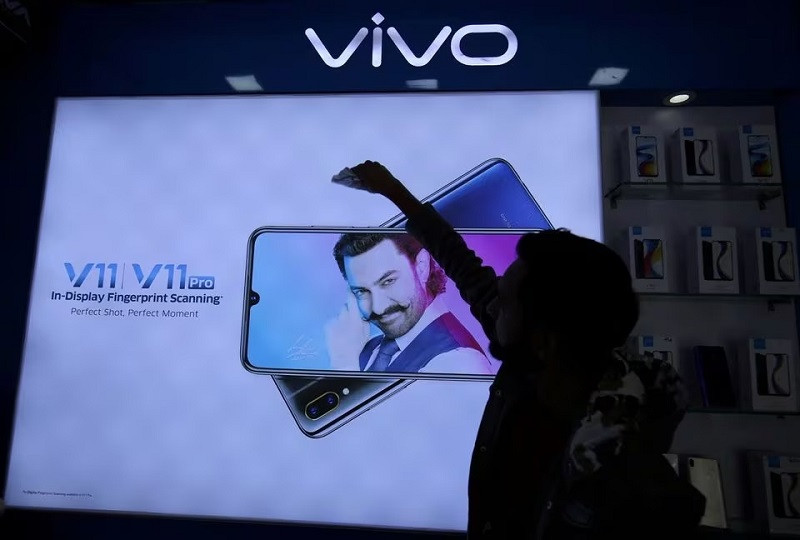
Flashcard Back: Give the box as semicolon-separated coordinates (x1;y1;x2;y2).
367;304;408;322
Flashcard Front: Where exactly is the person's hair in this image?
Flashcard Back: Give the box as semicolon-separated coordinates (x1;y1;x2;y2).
333;233;446;297
514;229;639;377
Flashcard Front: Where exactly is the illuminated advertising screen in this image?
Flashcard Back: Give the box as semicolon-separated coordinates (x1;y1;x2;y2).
5;91;601;531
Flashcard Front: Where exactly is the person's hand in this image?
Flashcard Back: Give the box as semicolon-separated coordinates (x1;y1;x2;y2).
324;291;372;371
332;160;424;217
332;160;405;197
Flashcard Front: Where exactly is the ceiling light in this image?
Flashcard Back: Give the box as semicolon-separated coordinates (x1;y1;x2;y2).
664;91;696;105
225;75;263;92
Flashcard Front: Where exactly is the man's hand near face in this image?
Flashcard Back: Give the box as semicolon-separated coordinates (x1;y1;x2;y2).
324;291;372;371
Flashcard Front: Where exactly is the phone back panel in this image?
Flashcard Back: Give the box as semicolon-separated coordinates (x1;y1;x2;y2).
388;159;551;229
271;159;551;437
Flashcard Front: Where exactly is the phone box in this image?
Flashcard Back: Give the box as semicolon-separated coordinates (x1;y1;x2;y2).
628;226;670;293
747;453;800;535
736;125;782;184
755;227;800;295
689;226;739;294
687;456;728;529
622;126;667;184
636;335;679;370
742;338;797;413
671;127;721;183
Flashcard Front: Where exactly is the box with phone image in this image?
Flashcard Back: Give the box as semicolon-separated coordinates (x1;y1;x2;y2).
748;453;800;535
671;127;721;183
628;226;670;293
736;125;782;184
622;125;667;184
741;338;797;413
635;335;679;370
689;226;739;294
755;227;800;295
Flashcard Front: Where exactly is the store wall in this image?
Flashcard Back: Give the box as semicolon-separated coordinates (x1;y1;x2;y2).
2;1;800;538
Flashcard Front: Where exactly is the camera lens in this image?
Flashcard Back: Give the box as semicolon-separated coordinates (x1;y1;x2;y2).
249;291;260;305
305;391;339;420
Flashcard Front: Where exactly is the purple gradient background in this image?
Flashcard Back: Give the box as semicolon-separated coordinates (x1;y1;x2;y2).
248;230;521;375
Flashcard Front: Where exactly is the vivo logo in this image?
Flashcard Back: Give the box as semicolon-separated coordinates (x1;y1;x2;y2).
305;12;517;68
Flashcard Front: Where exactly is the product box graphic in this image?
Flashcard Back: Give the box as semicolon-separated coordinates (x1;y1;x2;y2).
687;456;728;529
689;226;739;294
622;125;667;184
671;127;721;183
742;338;797;413
756;227;800;295
628;226;669;293
748;453;800;535
736;125;782;184
636;335;678;369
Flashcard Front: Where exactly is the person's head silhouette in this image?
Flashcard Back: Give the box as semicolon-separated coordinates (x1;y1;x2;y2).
489;229;638;385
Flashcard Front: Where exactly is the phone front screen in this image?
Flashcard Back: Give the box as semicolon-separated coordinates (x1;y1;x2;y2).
245;229;522;379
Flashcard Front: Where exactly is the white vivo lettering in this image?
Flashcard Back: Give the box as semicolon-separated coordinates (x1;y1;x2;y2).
304;27;369;68
371;12;383;67
372;27;383;67
387;26;452;68
305;13;517;68
451;24;517;66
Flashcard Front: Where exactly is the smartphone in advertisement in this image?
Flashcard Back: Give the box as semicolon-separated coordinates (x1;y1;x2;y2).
243;227;523;380
634;238;664;279
635;135;659;177
702;240;734;281
685;139;716;176
269;159;552;436
763;241;796;282
748;135;774;178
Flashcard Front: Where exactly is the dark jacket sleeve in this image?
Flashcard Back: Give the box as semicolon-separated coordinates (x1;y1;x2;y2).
405;203;500;342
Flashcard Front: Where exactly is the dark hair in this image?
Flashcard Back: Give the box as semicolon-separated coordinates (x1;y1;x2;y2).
333;233;446;297
514;229;639;373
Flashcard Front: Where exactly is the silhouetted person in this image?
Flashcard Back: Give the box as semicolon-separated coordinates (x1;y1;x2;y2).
336;160;706;540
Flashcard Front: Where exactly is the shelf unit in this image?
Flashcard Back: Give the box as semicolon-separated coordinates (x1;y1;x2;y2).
601;106;799;536
638;293;798;312
604;181;784;209
686;407;800;417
